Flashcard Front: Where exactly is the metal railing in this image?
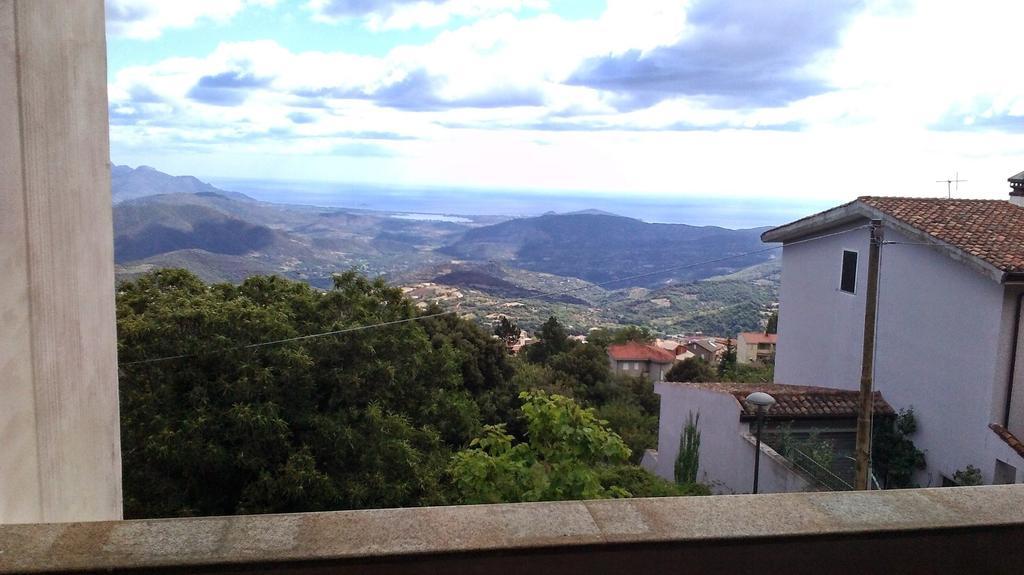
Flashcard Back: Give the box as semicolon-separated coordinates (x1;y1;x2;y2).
788;448;854;491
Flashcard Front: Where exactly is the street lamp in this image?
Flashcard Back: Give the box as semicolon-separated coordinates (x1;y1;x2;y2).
746;391;776;494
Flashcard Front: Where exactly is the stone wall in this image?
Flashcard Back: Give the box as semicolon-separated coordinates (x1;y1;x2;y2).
0;486;1021;574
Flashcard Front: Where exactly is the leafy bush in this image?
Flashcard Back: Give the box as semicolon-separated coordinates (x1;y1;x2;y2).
675;412;701;485
596;400;659;464
666;358;716;382
872;408;926;489
598;466;710;497
952;465;983;486
449;391;632;503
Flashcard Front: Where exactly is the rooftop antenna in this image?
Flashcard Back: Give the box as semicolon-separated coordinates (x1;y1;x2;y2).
936;172;966;199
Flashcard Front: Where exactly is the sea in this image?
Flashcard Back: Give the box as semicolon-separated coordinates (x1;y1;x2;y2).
206;177;830;230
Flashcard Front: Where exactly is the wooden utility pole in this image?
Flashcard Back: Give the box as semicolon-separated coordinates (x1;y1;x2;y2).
855;220;883;490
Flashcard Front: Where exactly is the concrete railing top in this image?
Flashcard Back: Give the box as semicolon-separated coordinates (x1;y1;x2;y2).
1;485;1023;573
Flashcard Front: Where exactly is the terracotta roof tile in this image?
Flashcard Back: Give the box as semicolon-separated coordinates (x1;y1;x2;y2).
663;382;894;420
738;332;778;344
989;423;1024;459
608;341;676;363
858;197;1024;274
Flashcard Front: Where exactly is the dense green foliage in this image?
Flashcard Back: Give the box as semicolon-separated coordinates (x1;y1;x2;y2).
450;391;694;503
952;465;983;486
525;316;573;363
871;408;926;489
117;269;517;517
117;271;697;518
449;391;633;503
666;358;716;383
516;319;666;464
609;325;656;344
493;316;521;346
675;412;701;485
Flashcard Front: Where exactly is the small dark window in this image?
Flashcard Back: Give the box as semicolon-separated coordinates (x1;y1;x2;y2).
840;250;858;293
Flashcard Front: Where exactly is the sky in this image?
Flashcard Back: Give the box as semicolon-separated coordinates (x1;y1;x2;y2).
106;0;1024;203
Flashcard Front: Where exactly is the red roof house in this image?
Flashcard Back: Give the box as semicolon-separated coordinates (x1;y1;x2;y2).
607;342;676;383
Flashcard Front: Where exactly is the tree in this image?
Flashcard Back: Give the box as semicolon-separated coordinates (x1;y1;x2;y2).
117;269;516;518
765;311;778;335
547;343;613;402
494;316;521;347
449;391;632;503
610;325;655;344
596;400;658;464
525;316;573;364
666;358;716;382
871;408;926;489
675;412;701;485
450;391;697;502
717;339;737;378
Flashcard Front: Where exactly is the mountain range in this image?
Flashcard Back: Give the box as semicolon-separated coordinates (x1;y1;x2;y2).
441;213;769;288
110;165;779;333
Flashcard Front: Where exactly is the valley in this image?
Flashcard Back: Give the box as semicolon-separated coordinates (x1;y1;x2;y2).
112;165;780;336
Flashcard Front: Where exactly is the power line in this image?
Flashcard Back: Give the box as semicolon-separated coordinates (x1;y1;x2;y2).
120;310;454;366
119;224;870;367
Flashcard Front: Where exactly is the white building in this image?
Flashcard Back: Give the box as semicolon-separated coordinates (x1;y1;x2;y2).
761;175;1024;486
644;382;893;494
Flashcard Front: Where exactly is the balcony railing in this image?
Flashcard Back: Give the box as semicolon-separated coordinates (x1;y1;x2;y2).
1;486;1021;574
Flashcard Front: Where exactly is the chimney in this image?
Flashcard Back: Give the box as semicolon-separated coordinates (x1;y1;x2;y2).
1011;170;1024;207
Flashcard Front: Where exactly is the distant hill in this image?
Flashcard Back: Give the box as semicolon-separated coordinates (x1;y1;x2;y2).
564;209;620;217
112;165;254;203
113;199;280;262
440;213;772;288
108;165;780;335
110;167;485;286
432;267;588;305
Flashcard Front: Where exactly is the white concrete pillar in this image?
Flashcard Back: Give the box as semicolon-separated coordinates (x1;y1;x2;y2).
0;0;122;523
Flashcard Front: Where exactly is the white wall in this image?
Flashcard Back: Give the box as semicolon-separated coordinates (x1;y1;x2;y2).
775;222;872;390
873;227;1008;485
1001;287;1024;440
653;383;813;494
774;221;1021;486
0;0;122;522
736;334;753;364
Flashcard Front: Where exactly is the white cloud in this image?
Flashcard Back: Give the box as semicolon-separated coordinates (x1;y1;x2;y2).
105;0;276;40
109;0;1024;206
307;0;548;30
823;0;1024;129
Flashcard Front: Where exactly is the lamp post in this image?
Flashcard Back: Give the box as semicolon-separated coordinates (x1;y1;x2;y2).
746;391;776;494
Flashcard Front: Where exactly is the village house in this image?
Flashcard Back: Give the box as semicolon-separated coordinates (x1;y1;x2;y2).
643;382;894;493
607;341;675;382
685;337;723;363
656;338;696;361
760;172;1024;486
736;332;777;364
